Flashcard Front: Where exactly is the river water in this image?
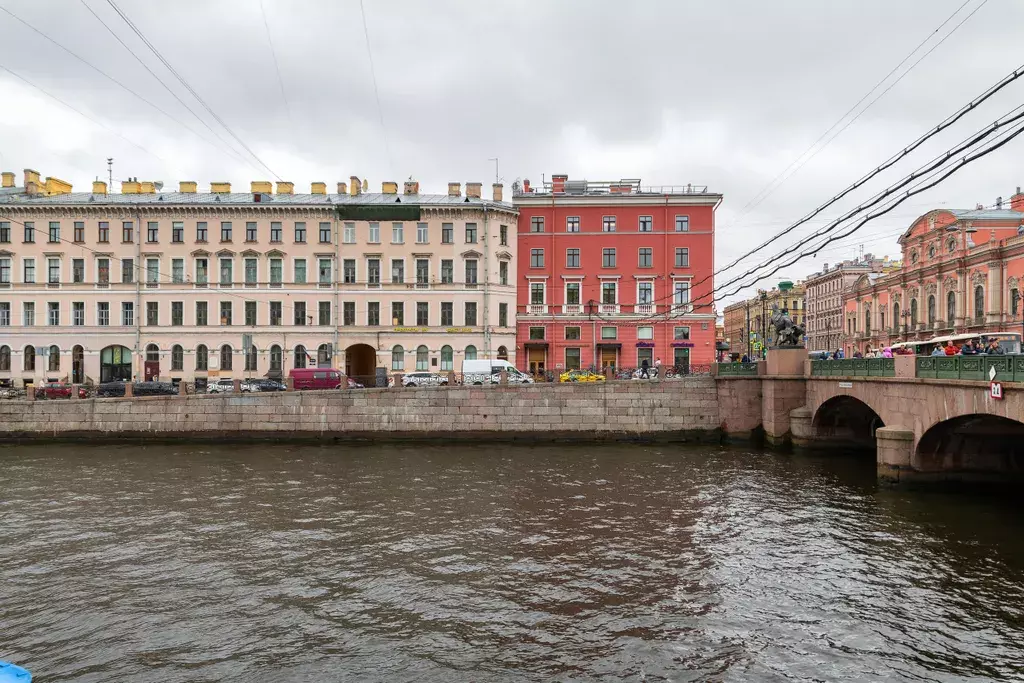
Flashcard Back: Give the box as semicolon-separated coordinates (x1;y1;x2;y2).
2;443;1024;682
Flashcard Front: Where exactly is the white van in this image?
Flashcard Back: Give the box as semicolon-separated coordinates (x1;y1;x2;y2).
462;359;534;385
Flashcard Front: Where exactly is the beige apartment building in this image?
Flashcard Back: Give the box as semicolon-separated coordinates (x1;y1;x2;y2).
0;170;517;387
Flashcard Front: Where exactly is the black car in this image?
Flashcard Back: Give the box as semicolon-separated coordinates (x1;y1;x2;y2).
96;382;127;397
96;381;177;398
244;378;286;392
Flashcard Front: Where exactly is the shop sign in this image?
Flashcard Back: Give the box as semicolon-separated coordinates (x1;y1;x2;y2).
393;327;428;333
445;327;472;333
635;341;655;348
671;341;695;348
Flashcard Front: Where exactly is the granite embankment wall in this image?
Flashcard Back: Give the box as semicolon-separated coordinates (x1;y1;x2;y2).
0;378;724;441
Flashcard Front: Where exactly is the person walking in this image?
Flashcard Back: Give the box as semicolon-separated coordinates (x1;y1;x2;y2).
639;357;650;379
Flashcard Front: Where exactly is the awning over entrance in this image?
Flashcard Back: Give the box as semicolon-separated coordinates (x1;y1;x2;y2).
524;342;549;348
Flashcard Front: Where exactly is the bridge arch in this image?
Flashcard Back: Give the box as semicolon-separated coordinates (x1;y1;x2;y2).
811;395;885;451
915;414;1024;477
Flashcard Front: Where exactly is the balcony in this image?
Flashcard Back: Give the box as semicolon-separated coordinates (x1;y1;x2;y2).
562;304;582;315
634;303;654;315
527;304;548;315
599;303;620;314
672;303;694;314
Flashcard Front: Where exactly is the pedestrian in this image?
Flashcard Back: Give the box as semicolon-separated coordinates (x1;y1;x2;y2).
944;341;958;356
655;357;662;372
741;354;750;363
961;340;978;356
988;340;1005;355
640;357;650;379
882;347;893;358
931;345;945;357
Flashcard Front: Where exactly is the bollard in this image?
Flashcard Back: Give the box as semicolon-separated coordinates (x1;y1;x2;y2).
339;373;347;390
286;376;295;391
178;381;187;396
124;382;134;398
233;378;242;393
393;373;403;389
26;385;35;401
499;370;508;385
604;367;613;381
447;371;456;386
71;383;81;400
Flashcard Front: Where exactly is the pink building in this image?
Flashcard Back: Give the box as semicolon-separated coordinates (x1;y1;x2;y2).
0;170;517;387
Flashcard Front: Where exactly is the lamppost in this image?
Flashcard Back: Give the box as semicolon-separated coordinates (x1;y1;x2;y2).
825;319;832;354
758;289;768;359
901;309;912;341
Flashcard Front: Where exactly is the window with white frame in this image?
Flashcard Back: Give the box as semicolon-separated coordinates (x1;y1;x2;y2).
566;282;580;305
602;216;616;232
639;215;653;232
674;281;690;308
530;282;545;305
638;248;653;268
675;215;690;232
637;326;654;340
392;222;404;243
343;222;356;244
601;281;617;304
675;247;689;268
530;216;545;233
416;222;428;244
566;248;580;268
637;281;653;304
530;249;544;268
601;326;617;339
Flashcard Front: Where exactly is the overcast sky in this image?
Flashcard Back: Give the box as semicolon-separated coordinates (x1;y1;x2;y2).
2;0;1023;308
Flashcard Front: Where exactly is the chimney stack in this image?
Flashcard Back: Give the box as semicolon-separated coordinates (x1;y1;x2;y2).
1;172;14;188
349;176;361;196
122;179;141;194
448;182;461;197
466;182;482;199
92;180;107;195
179;181;197;193
337;182;348;195
251;180;272;194
551;174;567;193
211;182;231;194
382;181;398;194
138;181;156;194
276;181;293;195
404;180;419;195
1011;186;1024;212
492;183;503;202
523;179;531;193
311;182;326;195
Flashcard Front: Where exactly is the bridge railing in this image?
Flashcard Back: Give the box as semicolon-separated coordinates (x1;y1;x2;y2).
715;362;759;376
915;354;1024;381
810;358;895;377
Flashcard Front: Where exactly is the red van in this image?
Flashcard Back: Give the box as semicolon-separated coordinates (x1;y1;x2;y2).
289;368;343;390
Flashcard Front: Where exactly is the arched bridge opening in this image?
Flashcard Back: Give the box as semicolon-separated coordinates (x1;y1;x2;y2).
811;395;884;453
916;415;1024;480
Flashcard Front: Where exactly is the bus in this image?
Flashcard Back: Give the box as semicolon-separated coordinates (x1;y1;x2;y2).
926;332;1022;354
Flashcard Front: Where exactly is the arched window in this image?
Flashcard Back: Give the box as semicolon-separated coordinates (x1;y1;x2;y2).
416;345;428;371
171;344;184;371
245;345;257;371
146;343;159;362
440;345;453;371
317;344;331;365
947;291;956;323
892;303;900;329
220;344;233;371
927;295;935;324
294;345;307;369
48;345;60;372
270;345;282;372
23;345;35;372
0;345;9;372
391;345;404;371
910;299;918;327
974;285;984;320
465;345;477;361
497;346;508;360
1012;288;1021;317
863;305;871;333
196;344;208;371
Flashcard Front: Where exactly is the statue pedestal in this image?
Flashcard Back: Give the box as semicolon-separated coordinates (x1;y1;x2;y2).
766;347;808;377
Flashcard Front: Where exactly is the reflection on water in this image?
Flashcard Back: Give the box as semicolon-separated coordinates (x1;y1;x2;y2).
2;443;1024;682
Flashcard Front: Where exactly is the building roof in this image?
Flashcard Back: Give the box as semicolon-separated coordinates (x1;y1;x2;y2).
949;208;1024;220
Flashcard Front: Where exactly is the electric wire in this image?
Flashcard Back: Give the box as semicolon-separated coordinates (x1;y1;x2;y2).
258;0;295;137
357;0;393;174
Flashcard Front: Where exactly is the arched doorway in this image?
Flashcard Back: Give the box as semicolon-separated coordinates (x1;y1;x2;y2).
496;346;508;361
917;415;1024;477
145;343;160;381
72;345;84;384
100;345;132;383
812;395;884;452
345;343;377;386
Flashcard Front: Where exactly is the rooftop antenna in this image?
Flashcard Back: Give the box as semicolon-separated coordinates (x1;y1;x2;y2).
107;157;113;188
488;157;500;184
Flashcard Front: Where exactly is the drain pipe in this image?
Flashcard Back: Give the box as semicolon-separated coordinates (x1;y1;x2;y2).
133;203;142;381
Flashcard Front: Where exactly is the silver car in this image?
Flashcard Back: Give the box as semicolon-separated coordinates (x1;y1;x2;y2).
207;379;235;394
401;372;449;388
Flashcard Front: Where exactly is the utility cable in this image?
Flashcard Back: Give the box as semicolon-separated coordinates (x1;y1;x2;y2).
258;0;295;138
357;0;393;175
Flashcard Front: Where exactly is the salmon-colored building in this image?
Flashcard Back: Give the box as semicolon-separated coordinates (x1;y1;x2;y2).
843;190;1024;355
513;176;721;374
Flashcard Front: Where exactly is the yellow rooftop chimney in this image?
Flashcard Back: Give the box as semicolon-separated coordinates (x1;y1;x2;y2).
92;180;107;195
211;182;231;194
311;182;326;195
179;181;197;193
276;181;294;195
251;180;272;194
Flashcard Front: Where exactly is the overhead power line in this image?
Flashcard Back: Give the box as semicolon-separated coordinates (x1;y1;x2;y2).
103;0;282;180
258;0;295;136
357;0;393;174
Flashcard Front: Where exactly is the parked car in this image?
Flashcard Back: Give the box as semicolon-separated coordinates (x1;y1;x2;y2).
207;379;236;394
37;382;88;399
134;381;177;397
462;359;534;385
0;387;24;400
96;382;127;397
401;371;449;387
242;378;286;392
289;368;343;390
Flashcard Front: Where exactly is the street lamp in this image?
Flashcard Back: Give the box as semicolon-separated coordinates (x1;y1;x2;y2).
901;310;912;341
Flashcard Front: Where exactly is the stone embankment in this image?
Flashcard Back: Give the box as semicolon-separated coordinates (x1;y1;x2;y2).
0;378;722;442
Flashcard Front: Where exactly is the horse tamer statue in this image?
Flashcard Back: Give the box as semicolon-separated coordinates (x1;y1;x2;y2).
769;304;805;348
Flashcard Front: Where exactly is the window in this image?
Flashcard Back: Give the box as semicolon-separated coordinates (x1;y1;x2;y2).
196;345;208;371
530;283;545;305
146;258;159;286
602;248;616;268
270;258;282;286
24;221;34;243
529;326;545;340
48;302;60;326
0;345;8;370
294;345;307;369
366;259;379;286
465;223;477;243
264;221;280;242
465;302;477;326
441;302;453;326
566;282;580;305
246;301;257;326
98;221;109;242
220;221;232;242
220;345;233;371
172;221;184;243
295;222;307;243
172;345;184;372
530;249;544;268
294;301;307;325
674;281;690;309
416;345;429;371
97;302;109;326
219;258;232;286
0;303;7;326
121;258;136;284
675;248;689;268
147;221;158;243
927;296;935;324
48;258;60;284
638;326;654;340
270;302;282;326
245;345;258;371
566;248;580;268
638;281;653;304
391;259;405;284
172;259;184;284
171;301;183;326
343;222;355;244
72;259;85;283
295;259;307;284
196;301;208;326
638;248;653;268
0;257;9;284
565;348;581;370
530;217;545;233
368;222;379;243
391;345;404;371
146;301;159;326
442;223;453;244
465;260;478;285
441;260;454;284
23;302;34;326
498;302;508;327
674;326;690;340
639;216;653;232
602;216;616;232
566;216;580;233
910;299;919;327
368;301;380;326
245;258;257;287
343;301;355;325
318;301;331;326
270;345;282;373
675;215;690;232
391;301;404;325
49;221;60;243
23;345;34;371
48;345;60;372
122;302;134;326
499;261;508;285
23;259;35;283
416;222;428;244
500;225;508;246
974;285;985;320
195;258;208;286
601;326;616;339
220;301;232;326
391;222;403;244
416;259;429;286
565;326;581;340
196;222;208;242
343;259;356;284
1012;288;1021;317
320;222;332;244
74;221;85;243
0;221;8;243
601;282;617;304
441;345;453;371
464;345;477;361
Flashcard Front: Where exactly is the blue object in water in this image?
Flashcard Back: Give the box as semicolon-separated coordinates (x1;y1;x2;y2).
0;662;30;682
